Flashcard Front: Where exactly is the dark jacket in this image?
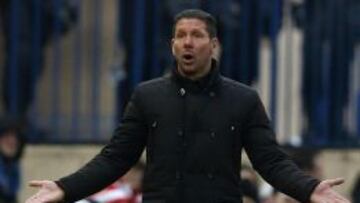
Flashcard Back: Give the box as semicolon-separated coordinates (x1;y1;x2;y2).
57;63;319;203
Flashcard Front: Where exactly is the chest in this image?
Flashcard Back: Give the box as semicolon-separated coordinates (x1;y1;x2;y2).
142;88;246;162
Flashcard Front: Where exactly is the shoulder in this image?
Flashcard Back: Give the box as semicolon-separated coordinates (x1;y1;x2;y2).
132;76;173;101
135;77;170;92
220;76;258;99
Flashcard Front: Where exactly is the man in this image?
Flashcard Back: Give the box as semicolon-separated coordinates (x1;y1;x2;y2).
0;118;25;203
26;9;349;203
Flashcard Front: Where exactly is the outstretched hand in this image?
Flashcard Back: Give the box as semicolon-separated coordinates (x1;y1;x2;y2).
310;178;350;203
25;180;65;203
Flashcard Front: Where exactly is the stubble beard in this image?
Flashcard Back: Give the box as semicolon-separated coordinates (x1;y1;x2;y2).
177;60;212;80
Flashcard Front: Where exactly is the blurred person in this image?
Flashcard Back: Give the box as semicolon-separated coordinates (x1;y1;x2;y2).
75;162;145;203
25;9;349;203
0;118;25;203
241;165;259;187
241;179;259;203
241;165;259;203
0;0;77;141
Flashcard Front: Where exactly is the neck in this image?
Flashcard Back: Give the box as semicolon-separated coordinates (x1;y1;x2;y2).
177;60;212;81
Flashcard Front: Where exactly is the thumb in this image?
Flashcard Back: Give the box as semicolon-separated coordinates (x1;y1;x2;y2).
28;180;46;188
326;178;345;187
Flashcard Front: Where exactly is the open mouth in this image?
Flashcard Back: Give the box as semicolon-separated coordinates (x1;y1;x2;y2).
182;53;195;64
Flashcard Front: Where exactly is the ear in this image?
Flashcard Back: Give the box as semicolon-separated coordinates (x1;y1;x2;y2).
211;38;221;61
211;37;219;50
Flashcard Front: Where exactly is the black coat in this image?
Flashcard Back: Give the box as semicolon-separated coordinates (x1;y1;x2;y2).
57;64;319;203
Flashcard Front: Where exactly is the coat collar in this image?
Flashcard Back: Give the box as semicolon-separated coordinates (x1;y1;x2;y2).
170;59;221;93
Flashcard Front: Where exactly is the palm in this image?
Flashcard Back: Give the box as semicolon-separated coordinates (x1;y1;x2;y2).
25;180;64;203
310;178;350;203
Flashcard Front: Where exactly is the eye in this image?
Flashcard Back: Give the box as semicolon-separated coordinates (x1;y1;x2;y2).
193;32;204;38
175;32;186;39
192;31;205;38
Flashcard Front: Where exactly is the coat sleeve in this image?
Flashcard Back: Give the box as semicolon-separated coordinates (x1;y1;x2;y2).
56;87;148;203
242;92;320;203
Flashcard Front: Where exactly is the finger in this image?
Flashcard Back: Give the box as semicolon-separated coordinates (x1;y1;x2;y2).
333;193;350;203
333;196;348;203
327;178;345;187
29;180;45;187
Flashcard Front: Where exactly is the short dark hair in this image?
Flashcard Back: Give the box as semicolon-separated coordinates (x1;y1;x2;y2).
173;9;217;38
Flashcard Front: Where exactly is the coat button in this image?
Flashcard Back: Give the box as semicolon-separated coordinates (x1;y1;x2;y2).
179;88;186;96
209;91;215;97
230;125;235;131
207;172;214;180
151;121;157;128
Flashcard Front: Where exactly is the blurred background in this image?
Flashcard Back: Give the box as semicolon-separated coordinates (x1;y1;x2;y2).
0;0;359;202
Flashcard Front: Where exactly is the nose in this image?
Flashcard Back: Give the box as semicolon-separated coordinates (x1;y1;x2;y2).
184;36;193;47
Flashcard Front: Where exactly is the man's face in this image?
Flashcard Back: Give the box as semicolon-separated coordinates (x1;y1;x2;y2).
0;131;19;158
172;18;217;79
